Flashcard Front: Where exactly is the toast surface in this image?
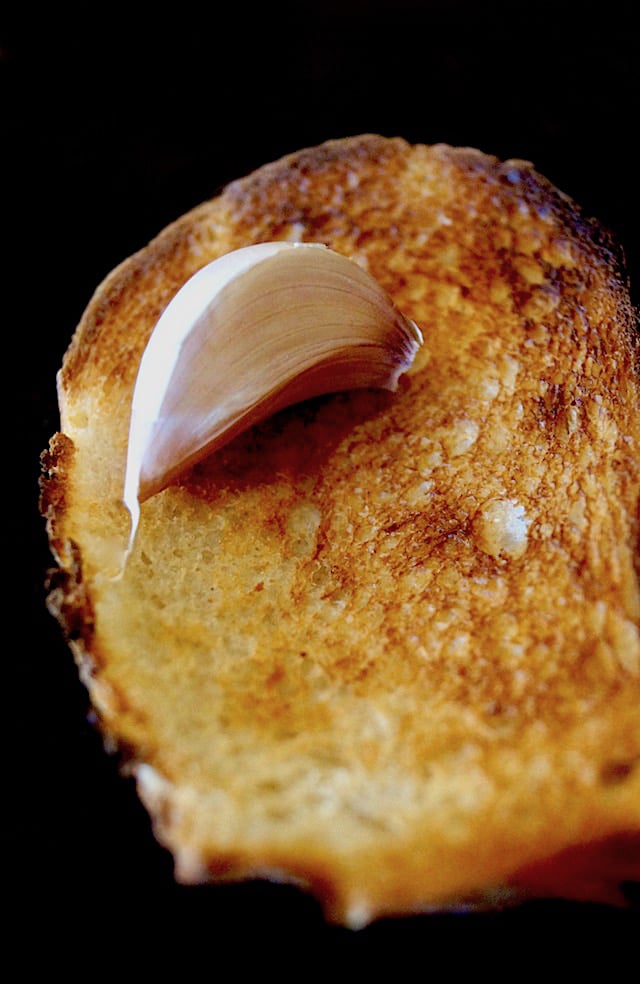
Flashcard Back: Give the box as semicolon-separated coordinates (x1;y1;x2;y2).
41;135;640;925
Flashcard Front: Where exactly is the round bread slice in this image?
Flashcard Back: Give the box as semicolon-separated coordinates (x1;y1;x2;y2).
41;134;640;926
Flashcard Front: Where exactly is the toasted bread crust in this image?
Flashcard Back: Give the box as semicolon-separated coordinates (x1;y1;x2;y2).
42;135;640;925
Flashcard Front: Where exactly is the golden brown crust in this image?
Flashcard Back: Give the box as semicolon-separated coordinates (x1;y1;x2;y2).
43;135;640;925
39;433;74;564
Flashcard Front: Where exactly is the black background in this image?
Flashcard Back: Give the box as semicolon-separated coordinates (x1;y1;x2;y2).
7;0;639;967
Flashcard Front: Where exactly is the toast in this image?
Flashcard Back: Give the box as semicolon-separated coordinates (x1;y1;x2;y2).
40;134;640;926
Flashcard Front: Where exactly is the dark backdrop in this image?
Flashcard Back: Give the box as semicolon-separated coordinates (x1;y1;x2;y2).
7;0;639;968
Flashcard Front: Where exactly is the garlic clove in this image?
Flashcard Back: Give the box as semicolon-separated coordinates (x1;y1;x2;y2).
123;242;422;543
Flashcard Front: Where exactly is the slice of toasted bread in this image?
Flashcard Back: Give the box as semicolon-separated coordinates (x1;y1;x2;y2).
40;134;640;926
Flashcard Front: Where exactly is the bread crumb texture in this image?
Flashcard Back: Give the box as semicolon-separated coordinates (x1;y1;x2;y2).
43;135;640;925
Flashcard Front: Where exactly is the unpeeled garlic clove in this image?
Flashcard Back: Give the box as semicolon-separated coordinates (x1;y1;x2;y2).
123;241;422;542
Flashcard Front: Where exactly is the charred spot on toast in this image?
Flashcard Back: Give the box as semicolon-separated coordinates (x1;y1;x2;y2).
39;433;75;561
40;435;95;650
44;547;94;647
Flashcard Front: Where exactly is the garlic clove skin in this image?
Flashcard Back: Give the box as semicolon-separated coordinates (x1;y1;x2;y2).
123;242;422;542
